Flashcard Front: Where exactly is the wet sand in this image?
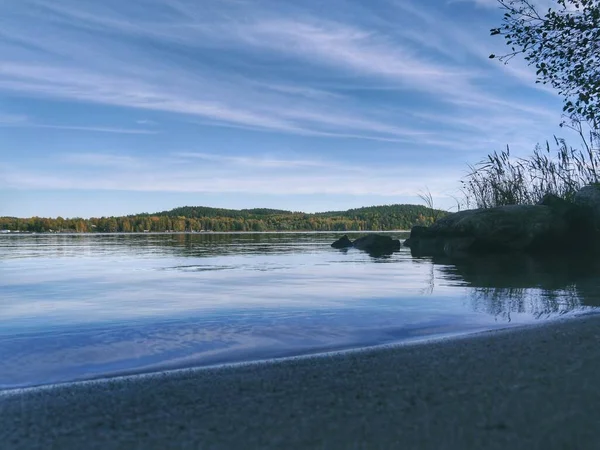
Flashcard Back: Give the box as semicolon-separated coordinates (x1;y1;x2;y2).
2;314;600;449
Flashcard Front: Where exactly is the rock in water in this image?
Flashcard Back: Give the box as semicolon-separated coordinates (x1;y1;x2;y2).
331;235;353;249
352;234;401;255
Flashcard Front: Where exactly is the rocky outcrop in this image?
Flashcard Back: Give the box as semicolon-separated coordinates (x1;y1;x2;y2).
574;184;600;230
405;187;600;257
331;234;401;256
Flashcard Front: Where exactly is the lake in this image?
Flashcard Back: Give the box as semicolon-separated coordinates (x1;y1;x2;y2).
1;232;599;389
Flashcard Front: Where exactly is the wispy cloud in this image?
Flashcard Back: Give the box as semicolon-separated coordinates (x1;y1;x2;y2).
59;153;144;168
392;0;558;95
452;0;561;9
0;61;429;141
173;152;334;169
0;0;559;142
0;112;156;134
0;113;29;124
0;0;569;214
2;122;158;135
1;154;460;198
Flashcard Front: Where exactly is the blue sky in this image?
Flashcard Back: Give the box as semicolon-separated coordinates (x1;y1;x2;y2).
0;0;570;218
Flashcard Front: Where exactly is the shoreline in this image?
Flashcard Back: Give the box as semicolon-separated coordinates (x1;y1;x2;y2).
0;322;517;394
4;314;600;449
3;310;580;393
0;230;411;235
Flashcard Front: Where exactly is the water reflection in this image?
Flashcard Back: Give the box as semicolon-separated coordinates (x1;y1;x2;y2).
431;253;600;320
1;233;599;389
1;232;386;259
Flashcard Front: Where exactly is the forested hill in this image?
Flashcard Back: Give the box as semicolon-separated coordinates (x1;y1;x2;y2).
316;204;434;219
0;204;446;233
155;206;295;219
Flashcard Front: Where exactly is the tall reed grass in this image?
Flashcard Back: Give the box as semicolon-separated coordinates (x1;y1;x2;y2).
462;128;600;209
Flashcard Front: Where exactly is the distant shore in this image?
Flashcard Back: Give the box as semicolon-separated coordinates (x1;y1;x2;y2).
0;204;439;234
0;229;411;235
3;314;600;449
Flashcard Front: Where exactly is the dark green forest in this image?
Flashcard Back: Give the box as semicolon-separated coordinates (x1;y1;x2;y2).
0;204;445;233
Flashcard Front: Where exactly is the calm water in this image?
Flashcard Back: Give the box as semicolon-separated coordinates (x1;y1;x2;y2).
2;232;600;389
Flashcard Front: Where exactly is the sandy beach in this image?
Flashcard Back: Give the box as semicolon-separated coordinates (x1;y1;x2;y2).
3;314;600;449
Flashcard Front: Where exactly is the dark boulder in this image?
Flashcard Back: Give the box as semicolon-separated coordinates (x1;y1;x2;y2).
331;235;353;249
537;193;572;211
405;204;570;257
331;234;402;256
353;234;401;255
538;193;596;244
403;226;426;248
574;184;600;231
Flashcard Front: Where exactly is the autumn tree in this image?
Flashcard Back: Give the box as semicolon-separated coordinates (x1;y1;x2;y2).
490;0;600;128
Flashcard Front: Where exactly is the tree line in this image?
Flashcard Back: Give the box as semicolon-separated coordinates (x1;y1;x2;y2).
0;204;444;233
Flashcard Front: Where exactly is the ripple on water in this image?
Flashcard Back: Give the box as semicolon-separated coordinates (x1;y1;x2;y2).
1;232;599;389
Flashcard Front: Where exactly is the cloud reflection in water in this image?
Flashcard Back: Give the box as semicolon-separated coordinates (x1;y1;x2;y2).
1;233;597;388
